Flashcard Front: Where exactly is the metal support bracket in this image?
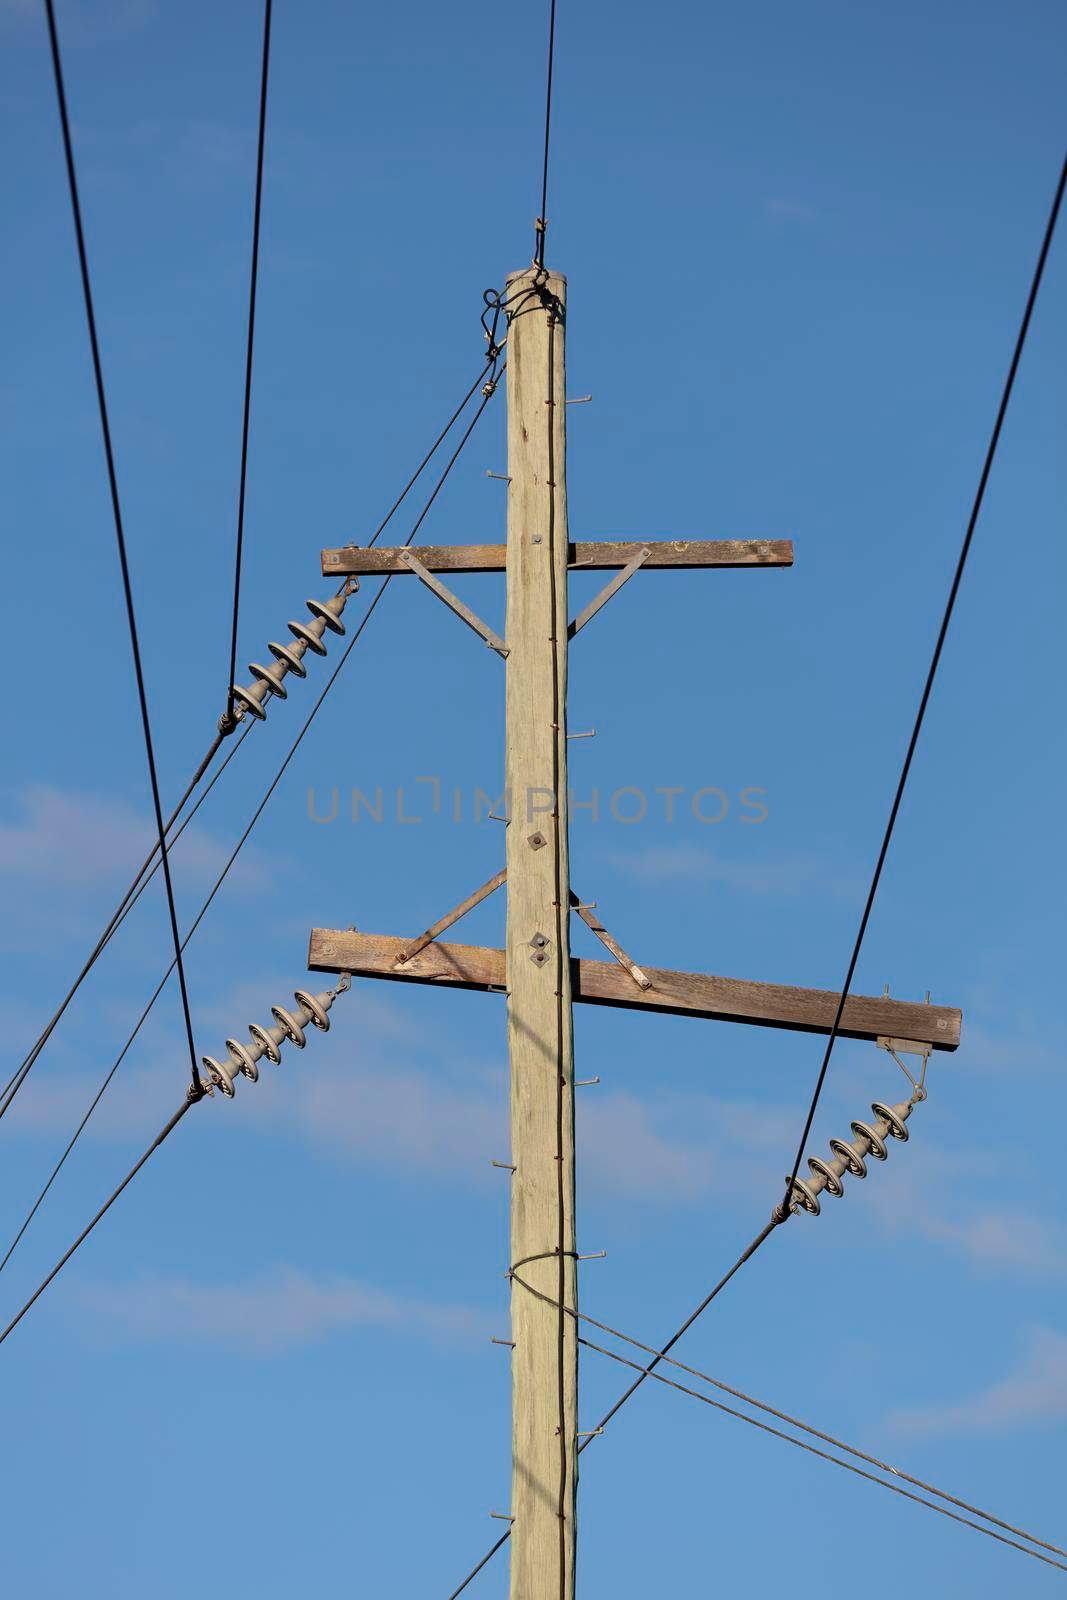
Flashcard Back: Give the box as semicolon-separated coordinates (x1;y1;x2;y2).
398;548;509;657
394;866;508;966
877;1034;933;1100
567;546;651;639
569;890;652;990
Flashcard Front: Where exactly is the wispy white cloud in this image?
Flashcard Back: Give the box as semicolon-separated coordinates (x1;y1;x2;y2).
923;1212;1064;1276
886;1327;1067;1439
0;785;270;893
257;1064;801;1204
7;1043;794;1208
865;1153;1065;1278
954;1022;1061;1080
0;0;156;43
271;1061;507;1177
1;1065;165;1141
75;1266;490;1354
607;843;860;901
12;971;1061;1279
766;198;818;223
1;980;424;1145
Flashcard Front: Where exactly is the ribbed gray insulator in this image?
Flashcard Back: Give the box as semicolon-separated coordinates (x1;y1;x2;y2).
829;1135;868;1178
231;589;354;723
202;985;338;1098
790;1096;918;1218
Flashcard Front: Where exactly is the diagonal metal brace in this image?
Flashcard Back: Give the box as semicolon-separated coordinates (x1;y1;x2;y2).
395;866;508;966
399;548;509;657
567;545;651;639
568;890;652;990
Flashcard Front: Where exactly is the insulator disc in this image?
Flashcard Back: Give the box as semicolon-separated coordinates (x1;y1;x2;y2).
225;1038;260;1081
872;1101;909;1141
790;1177;821;1215
202;1055;236;1097
294;989;330;1030
268;641;307;677
808;1155;844;1197
272;1006;306;1048
307;598;345;634
250;662;288;700
829;1136;867;1178
288;620;327;656
851;1119;887;1160
232;684;268;721
249;1023;282;1064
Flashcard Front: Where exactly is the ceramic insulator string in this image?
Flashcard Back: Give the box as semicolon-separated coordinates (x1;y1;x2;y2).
226;587;356;728
789;1096;917;1217
201;978;348;1099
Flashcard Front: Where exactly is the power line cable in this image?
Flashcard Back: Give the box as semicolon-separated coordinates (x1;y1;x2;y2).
534;0;558;268
780;149;1066;1209
445;1532;512;1600
0;727;237;1120
0;360;502;1280
449;1221;1064;1598
1;348;495;1128
508;1266;1067;1561
0;1088;202;1351
363;359;502;554
568;139;1067;1476
577;1218;782;1441
44;0;203;1096
224;0;274;729
0;726;254;1276
578;1337;1067;1577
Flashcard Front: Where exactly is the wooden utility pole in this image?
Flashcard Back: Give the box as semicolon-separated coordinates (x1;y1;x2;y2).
307;262;962;1598
502;266;577;1599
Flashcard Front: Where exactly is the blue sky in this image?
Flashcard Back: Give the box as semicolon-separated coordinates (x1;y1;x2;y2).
1;0;1064;1593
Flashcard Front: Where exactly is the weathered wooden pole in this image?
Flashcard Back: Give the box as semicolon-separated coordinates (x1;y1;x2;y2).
504;264;577;1600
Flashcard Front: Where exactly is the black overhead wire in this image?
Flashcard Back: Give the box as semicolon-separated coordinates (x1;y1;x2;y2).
446;1221;778;1596
0;726;254;1276
363;358;501;556
0;726;239;1121
43;0;203;1097
0;357;502;1285
224;0;274;731
578;1338;1067;1577
577;1217;781;1440
451;1189;1065;1596
0;1090;201;1351
780;149;1066;1211
534;0;558;267
445;1532;512;1600
443;154;1067;1599
1;346;496;1130
507;1266;1067;1563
